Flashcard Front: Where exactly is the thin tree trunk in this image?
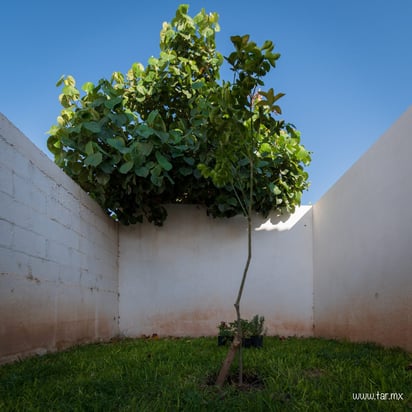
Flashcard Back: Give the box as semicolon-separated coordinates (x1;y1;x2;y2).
215;164;253;388
215;221;251;387
215;94;256;388
215;334;241;387
235;213;252;385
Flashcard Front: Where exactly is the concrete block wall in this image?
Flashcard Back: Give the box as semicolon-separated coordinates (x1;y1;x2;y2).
119;205;314;338
0;113;119;364
313;106;412;351
2;105;412;363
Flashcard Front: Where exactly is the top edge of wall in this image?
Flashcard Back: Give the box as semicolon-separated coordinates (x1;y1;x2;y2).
315;105;412;206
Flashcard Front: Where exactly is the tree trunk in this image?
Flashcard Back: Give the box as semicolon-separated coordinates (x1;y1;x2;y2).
215;334;241;387
215;94;255;388
215;213;252;388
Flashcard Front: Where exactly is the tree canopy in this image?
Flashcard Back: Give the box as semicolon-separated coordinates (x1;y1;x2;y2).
47;4;311;226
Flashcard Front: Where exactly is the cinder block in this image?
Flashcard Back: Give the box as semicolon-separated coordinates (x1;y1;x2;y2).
58;263;81;285
8;151;31;181
12;172;46;213
0;163;13;197
70;247;88;272
46;194;73;230
13;226;47;258
28;255;60;284
0;194;33;233
46;240;73;266
0;137;17;173
0;246;30;277
58;188;80;216
0;219;14;248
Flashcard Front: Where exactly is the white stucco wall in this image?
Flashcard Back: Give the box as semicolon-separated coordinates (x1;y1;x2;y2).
313;106;412;351
0;113;119;364
119;205;314;338
2;105;412;362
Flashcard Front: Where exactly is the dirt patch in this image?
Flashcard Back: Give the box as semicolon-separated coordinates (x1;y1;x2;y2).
205;371;265;391
303;368;326;378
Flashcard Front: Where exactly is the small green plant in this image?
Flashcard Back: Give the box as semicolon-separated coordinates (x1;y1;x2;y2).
239;319;253;338
249;315;265;337
218;322;233;338
218;315;265;347
217;321;234;346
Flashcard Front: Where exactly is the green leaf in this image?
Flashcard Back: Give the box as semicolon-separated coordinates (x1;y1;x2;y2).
260;143;272;155
183;156;195;166
178;167;192;176
107;137;125;150
154;130;169;142
137;142;153;156
238;157;250;167
151;164;162;177
83;122;101;133
226;197;238;207
135;166;149;177
147;110;159;126
47;136;60;153
119;161;134;174
112;114;129;127
150;175;163;187
60;136;77;148
96;173;110;185
257;160;269;168
137;124;155;138
272;184;282;195
262;40;274;51
62;85;79;97
82;82;95;93
107;137;130;154
192;81;204;89
169;129;184;143
148;56;159;66
104;96;123;109
69;162;83;175
85;141;94;155
160;51;176;62
150;165;163;186
56;75;66;87
136;85;147;96
155;151;172;171
84;152;103;167
100;161;115;174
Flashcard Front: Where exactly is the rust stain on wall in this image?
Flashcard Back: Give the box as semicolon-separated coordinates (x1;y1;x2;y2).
0;299;118;364
267;319;314;337
146;307;233;337
141;307;313;338
315;302;412;351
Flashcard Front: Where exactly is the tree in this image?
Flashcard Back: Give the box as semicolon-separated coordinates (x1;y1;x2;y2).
197;33;311;386
47;4;311;386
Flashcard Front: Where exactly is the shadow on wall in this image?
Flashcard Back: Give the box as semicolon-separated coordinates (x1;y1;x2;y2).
313;105;412;352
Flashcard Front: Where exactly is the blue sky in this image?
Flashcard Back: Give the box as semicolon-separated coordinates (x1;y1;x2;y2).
1;0;411;204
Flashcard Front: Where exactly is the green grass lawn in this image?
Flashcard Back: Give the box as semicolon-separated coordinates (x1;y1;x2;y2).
0;337;411;411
